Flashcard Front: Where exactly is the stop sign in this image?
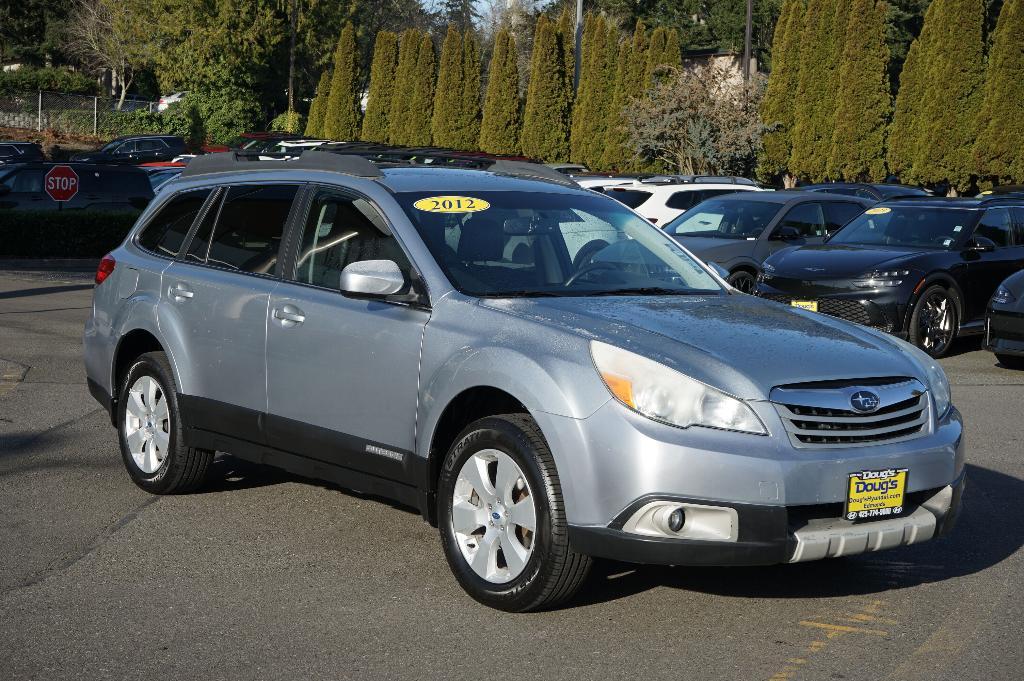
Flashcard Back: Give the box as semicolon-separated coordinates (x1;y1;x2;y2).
44;165;80;202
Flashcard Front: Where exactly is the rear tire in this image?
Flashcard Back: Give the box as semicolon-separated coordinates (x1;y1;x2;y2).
117;351;213;494
909;286;958;358
438;414;591;612
727;270;757;294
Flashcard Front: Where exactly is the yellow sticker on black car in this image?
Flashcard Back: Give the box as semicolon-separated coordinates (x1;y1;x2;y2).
865;206;891;215
413;196;490;213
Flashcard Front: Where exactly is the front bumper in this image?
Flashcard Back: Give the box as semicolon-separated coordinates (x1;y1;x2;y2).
754;281;911;335
569;471;964;566
984;307;1024;356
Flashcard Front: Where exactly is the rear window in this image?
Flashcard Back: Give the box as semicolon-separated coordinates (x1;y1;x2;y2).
138;189;212;258
608;188;652;209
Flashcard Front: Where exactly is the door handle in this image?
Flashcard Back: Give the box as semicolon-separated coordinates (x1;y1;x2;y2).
273;305;305;327
170;282;194;302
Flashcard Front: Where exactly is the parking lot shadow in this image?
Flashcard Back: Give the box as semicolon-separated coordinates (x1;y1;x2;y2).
0;283;94;300
568;463;1021;607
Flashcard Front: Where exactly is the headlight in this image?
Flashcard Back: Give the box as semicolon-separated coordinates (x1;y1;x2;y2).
852;269;911;288
590;341;767;435
923;359;951;418
992;285;1016;305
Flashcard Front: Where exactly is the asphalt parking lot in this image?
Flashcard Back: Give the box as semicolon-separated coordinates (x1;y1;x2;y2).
1;267;1021;681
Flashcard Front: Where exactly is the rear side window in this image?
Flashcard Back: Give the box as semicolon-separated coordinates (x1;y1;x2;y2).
189;184;298;275
778;202;826;237
608;189;652;209
1;169;43;193
976;208;1012;247
138;189;212;258
100;170;152;197
822;202;864;233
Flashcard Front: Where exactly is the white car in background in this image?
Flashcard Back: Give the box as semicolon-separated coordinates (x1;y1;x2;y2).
157;92;188;112
576;176;639;191
604;176;765;224
257;139;330;159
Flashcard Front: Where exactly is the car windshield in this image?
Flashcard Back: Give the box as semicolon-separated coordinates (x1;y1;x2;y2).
828;206;979;249
664;198;781;239
395;190;723;297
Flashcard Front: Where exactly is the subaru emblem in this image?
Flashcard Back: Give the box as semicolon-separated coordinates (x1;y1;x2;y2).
491;512;501;520
850;390;880;413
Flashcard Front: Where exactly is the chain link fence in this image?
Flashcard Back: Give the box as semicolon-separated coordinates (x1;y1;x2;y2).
0;91;160;137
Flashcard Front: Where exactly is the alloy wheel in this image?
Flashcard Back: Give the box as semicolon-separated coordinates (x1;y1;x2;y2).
919;292;953;355
451;449;537;584
728;271;757;294
123;375;171;474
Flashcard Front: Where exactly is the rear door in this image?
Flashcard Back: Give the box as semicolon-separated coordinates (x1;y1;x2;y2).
265;186;430;480
160;183;300;438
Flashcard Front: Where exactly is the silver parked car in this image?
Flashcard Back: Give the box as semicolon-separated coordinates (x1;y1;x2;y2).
84;151;965;611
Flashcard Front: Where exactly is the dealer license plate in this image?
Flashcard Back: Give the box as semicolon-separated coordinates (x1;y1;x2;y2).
845;468;908;522
791;300;818;312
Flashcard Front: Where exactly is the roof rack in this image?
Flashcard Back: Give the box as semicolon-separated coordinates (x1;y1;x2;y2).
179;149;383;178
488;160;579;188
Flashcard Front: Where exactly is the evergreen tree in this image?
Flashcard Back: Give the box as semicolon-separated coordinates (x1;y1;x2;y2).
521;15;571;161
644;27;668;85
827;0;890;181
790;0;840;181
479;27;521;154
304;69;331;137
570;14;600;163
575;18;618;169
887;2;936;180
974;0;1024;184
599;39;633;171
323;22;360;141
627;20;650;94
432;25;464;147
663;29;681;68
389;29;421;145
407;34;436;146
361;31;398;143
439;0;478;32
456;32;482;150
914;0;985;193
758;0;803;184
557;6;577;100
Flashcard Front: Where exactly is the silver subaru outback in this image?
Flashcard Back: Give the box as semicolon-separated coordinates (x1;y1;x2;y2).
83;151;964;611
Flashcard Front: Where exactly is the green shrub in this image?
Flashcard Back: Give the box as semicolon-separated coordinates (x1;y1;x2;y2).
0;210;141;258
183;88;263;145
0;67;98;95
270;110;305;133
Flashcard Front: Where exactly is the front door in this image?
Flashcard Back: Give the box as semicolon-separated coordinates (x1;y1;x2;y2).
964;207;1024;320
265;187;429;481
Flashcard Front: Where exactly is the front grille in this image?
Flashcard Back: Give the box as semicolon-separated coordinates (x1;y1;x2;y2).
758;293;892;332
772;380;931;449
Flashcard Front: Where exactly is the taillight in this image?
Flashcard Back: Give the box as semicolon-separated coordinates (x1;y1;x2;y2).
95;254;116;285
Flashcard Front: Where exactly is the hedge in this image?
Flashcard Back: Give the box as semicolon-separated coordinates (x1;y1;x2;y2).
0;210;140;258
0;68;98;96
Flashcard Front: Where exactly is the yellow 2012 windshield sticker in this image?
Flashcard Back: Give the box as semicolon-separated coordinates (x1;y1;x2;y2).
865;206;891;215
413;196;490;213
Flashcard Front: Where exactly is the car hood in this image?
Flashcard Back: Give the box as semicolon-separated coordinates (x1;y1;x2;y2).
767;244;926;279
478;294;926;400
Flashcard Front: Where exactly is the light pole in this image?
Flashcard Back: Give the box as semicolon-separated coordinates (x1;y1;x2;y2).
574;0;584;91
742;0;753;81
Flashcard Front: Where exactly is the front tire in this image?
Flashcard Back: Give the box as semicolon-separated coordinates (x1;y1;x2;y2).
909;286;958;358
438;414;591;612
117;351;213;494
727;269;757;294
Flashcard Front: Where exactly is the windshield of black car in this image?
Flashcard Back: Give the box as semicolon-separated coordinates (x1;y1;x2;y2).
664;198;781;239
395;190;723;297
827;206;978;249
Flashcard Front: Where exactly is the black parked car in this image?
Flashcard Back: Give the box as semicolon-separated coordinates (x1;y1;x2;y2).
662;191;872;292
799;182;932;202
0;162;153;211
70;135;186;164
0;141;45;164
984;269;1024;368
755;197;1024;357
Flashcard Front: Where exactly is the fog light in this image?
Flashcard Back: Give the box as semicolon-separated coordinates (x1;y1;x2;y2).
667;508;685;532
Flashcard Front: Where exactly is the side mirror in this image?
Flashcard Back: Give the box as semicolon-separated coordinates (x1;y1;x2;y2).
773;225;801;241
708;262;730;280
340;259;406;297
967;236;996;253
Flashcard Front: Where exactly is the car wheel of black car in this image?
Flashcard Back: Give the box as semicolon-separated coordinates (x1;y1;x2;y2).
996;354;1024;370
438;414;592;612
727;270;757;294
909;286;958;358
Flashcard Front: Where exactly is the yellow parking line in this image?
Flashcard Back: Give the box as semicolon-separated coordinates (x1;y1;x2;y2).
799;620;890;637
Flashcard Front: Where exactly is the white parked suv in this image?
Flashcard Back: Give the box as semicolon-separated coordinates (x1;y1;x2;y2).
605;176;764;225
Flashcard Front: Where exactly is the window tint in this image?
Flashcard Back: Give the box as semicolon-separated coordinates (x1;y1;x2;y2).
138;189;211;258
194;185;297;274
976;208;1012;247
668;198;780;238
293;191;412;289
666;191;698;210
2;169;43;193
0;145;17;157
778;203;826;237
114;141;136;154
822;202;864;233
607;189;652;209
854;188;878;199
1012;208;1024;245
136;139;164;151
100;170;151;196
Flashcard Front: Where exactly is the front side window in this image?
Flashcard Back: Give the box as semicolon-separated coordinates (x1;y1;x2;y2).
138;189;212;258
396;190;721;297
292;190;412;289
828;206;979;249
975;208;1012;247
114;141;136;155
777;203;826;237
822;202;865;233
666;197;781;239
187;184;297;274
